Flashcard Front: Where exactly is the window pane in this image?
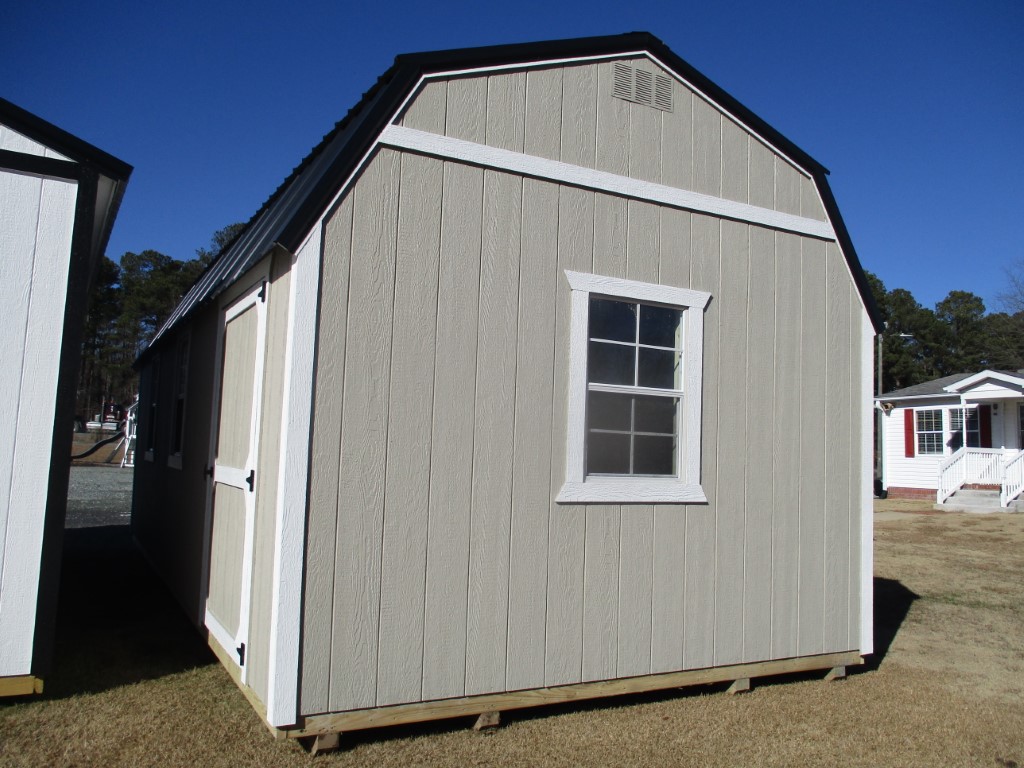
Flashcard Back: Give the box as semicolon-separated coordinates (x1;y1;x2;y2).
587;431;630;474
950;410;963;430
634;395;677;434
918;433;943;455
589;298;636;342
916;409;942;432
637;347;680;389
639;305;682;348
589;340;635;385
633;435;676;475
588;391;632;432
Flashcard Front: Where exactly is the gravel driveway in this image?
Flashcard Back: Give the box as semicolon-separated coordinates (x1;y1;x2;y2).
65;465;134;528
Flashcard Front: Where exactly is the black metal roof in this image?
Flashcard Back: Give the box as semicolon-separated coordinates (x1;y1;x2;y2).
145;31;883;357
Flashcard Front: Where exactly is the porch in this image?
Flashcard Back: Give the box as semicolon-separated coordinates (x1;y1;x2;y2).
936;447;1024;509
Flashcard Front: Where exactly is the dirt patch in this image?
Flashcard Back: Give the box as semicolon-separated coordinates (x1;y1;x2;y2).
0;505;1022;766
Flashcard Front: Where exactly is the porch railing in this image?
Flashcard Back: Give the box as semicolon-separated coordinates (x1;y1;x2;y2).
1001;451;1024;507
937;447;1024;506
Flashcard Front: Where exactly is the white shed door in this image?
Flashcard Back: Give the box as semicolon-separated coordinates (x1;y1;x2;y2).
205;281;266;682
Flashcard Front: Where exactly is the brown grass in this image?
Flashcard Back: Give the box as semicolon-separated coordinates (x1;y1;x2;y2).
1;505;1023;767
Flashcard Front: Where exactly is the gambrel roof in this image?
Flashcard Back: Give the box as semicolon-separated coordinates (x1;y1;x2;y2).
147;31;882;355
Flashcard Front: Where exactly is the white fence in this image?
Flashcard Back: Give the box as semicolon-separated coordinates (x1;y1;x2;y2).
937;447;1024;506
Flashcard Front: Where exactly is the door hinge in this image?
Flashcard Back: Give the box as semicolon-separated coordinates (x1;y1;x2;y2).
257;281;267;303
236;642;246;666
246;469;255;492
204;465;213;479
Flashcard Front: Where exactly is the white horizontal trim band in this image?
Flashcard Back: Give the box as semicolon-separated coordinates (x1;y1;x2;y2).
557;478;708;504
588;383;682;397
380;125;835;240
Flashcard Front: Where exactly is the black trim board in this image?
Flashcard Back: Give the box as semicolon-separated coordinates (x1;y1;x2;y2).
30;165;99;679
0;149;82;181
0;97;132;181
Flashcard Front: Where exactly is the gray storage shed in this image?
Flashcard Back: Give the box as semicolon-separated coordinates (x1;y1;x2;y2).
133;32;882;741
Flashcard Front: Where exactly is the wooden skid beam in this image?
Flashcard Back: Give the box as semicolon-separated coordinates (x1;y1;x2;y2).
286;651;862;737
0;675;44;697
824;666;846;681
310;732;340;755
726;677;750;694
473;711;501;730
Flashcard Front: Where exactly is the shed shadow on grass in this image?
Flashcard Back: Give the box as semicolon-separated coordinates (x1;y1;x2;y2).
42;525;214;700
864;576;918;672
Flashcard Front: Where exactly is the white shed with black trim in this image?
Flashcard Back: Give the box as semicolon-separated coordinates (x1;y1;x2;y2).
0;98;131;697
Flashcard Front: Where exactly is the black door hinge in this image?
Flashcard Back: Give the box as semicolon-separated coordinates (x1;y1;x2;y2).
236;642;246;666
246;469;255;492
204;465;213;479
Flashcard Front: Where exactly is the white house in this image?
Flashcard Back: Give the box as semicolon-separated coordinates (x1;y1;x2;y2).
878;370;1024;508
0;97;131;696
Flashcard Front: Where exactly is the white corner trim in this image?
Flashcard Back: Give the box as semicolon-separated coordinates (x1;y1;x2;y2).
860;313;874;655
380;125;835;241
557;270;708;505
266;230;320;728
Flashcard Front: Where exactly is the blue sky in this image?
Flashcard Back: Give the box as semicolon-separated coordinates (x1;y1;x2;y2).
4;0;1022;313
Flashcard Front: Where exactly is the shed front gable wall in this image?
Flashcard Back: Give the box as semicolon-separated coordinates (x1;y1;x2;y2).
398;59;828;225
300;98;868;717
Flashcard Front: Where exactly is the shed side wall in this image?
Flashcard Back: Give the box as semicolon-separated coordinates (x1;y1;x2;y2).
301;148;866;715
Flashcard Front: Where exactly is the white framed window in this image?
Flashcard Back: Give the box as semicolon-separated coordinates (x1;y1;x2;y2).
950;407;980;450
557;270;710;504
915;409;944;455
167;333;190;470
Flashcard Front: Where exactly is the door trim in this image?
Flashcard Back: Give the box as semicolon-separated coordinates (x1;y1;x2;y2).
200;266;270;684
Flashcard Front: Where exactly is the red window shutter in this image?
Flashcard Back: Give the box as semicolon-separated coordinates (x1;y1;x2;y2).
904;409;915;457
979;404;992;448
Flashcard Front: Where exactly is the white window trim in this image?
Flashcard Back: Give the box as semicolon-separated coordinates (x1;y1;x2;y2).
557;270;710;504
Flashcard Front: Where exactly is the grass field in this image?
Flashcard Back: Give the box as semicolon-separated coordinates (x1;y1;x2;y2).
1;501;1022;766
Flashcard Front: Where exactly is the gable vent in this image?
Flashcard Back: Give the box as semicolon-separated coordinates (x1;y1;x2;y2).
611;63;673;112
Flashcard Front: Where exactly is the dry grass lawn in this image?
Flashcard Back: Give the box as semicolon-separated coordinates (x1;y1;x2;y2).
1;503;1023;767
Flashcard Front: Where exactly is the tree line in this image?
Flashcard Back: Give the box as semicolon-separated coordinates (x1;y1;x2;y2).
75;224;243;422
868;270;1024;394
75;229;1023;417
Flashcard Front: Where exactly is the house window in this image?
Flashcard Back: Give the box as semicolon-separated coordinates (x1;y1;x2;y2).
916;409;944;455
167;333;190;469
950;407;980;450
557;271;711;504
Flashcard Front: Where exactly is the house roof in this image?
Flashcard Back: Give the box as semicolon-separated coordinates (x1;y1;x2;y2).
879;370;1024;400
0;97;132;265
144;31;883;357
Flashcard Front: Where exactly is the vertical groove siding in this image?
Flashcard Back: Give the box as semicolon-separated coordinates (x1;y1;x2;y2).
301;58;866;716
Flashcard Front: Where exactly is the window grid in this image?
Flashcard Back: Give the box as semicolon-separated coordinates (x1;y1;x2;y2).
586;298;683;477
950;407;980;450
916;409;944;455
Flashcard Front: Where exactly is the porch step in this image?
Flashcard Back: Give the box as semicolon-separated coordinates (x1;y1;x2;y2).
937;489;1006;513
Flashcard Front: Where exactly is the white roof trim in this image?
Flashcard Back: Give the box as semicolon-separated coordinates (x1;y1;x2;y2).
942;370;1024;393
380;125;835;240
